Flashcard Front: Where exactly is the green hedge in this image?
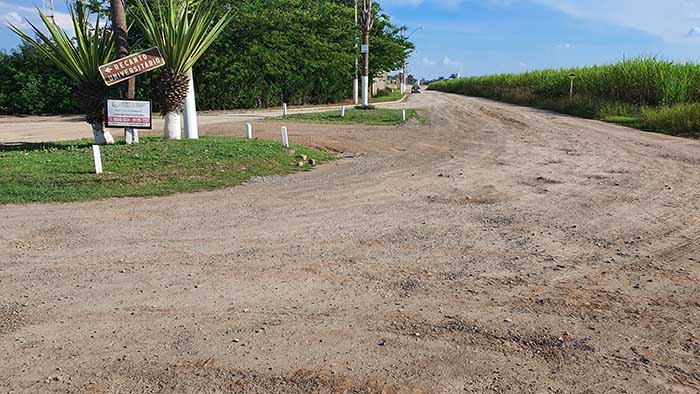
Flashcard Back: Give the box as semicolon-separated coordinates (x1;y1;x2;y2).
1;0;413;115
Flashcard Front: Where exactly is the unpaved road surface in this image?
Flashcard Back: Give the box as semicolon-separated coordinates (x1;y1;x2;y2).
1;91;699;394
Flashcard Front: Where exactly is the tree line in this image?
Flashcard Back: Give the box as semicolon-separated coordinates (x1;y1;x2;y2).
0;0;413;115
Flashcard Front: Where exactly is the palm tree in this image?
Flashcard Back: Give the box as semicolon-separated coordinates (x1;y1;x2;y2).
9;4;116;144
132;0;232;140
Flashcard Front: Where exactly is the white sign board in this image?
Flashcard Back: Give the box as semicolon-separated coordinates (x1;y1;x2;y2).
361;45;369;53
106;99;152;129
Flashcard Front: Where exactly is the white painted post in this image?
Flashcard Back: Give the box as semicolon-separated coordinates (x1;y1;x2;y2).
341;106;346;118
353;78;359;105
183;69;199;139
281;126;289;148
133;129;139;144
362;76;369;107
245;123;253;139
92;145;103;174
283;103;288;117
402;109;407;122
569;79;574;100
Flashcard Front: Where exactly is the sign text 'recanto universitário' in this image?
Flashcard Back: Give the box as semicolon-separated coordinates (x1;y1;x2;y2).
99;47;165;86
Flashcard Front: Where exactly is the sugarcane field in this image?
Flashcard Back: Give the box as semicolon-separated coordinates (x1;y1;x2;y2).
0;1;699;393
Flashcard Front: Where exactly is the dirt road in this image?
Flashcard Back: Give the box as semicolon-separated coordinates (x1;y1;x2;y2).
1;91;699;393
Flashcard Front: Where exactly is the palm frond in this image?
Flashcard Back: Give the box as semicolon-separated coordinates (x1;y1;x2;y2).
132;0;232;74
8;4;114;85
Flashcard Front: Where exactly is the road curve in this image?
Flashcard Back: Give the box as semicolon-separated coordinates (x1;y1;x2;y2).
1;91;699;393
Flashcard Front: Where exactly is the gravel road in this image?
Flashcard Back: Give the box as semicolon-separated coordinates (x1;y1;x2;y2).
1;91;699;393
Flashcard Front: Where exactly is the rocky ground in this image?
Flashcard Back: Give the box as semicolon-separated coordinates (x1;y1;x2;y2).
1;91;699;393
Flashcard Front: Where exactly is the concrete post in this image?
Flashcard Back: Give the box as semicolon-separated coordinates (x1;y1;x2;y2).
183;69;199;139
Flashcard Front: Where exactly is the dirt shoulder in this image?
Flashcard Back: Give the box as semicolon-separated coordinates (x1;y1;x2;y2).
1;92;699;393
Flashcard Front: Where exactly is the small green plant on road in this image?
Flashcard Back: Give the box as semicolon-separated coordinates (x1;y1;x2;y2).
0;137;335;204
278;108;419;125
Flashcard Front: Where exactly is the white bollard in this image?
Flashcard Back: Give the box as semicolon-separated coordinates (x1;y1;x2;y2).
245;122;253;139
402;109;407;122
92;145;103;174
283;103;288;117
281;126;289;148
341;106;346;118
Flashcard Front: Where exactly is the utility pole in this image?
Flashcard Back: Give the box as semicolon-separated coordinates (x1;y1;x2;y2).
353;0;359;105
400;28;405;94
359;0;373;107
109;0;138;143
42;0;55;26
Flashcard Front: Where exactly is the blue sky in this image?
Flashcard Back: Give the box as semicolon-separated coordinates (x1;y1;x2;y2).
2;0;700;79
382;0;700;78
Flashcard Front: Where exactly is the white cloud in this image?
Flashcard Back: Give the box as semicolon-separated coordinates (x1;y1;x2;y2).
530;0;700;43
444;56;464;66
0;2;73;35
689;26;700;37
2;11;25;28
422;56;437;65
386;0;700;43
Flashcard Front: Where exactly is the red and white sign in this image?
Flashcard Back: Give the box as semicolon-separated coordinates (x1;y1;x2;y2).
106;99;152;129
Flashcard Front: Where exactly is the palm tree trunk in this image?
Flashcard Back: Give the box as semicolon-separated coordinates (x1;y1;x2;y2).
160;69;189;139
164;112;182;139
110;0;138;144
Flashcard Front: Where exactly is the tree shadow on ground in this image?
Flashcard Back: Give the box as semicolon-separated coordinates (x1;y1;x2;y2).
0;141;94;153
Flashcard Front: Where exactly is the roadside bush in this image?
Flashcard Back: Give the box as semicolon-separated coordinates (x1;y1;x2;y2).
639;104;700;137
375;88;394;97
1;0;413;114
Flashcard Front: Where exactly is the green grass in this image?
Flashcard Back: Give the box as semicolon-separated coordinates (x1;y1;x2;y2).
602;115;641;127
278;108;418;125
370;89;406;103
429;57;700;137
0;136;335;204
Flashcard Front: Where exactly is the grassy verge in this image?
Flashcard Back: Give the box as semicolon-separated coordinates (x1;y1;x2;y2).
278;108;419;125
0;136;335;204
371;90;405;103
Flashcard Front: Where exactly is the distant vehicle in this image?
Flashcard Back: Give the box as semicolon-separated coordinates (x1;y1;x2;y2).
411;85;421;94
